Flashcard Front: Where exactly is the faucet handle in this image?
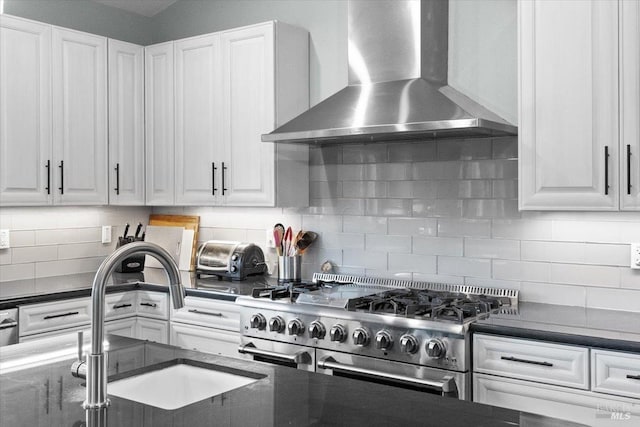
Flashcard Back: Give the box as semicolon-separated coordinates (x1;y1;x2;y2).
70;330;87;379
77;330;84;361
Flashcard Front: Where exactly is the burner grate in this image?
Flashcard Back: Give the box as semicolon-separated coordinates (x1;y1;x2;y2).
312;273;519;307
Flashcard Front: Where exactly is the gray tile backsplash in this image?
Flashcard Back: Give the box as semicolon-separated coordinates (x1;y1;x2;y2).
2;136;640;312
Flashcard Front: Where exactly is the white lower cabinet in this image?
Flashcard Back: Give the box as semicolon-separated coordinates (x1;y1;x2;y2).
136;317;169;344
170;322;239;358
169;296;241;359
17;290;169;343
474;374;640;426
473;333;640;425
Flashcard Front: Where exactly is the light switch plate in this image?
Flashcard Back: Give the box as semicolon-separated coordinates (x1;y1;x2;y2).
0;229;9;249
101;226;112;244
265;229;275;248
631;243;640;269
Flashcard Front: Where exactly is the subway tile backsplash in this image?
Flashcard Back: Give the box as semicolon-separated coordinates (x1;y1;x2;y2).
2;136;640;312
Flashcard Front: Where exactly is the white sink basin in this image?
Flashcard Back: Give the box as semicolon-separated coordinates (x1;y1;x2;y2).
108;362;262;410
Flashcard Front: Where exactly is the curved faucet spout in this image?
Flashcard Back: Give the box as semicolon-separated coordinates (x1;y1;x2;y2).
84;241;185;409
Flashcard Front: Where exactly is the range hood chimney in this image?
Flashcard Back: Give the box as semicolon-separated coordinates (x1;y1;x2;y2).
263;0;516;144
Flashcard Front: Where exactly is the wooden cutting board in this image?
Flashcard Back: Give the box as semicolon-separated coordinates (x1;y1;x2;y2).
148;214;200;270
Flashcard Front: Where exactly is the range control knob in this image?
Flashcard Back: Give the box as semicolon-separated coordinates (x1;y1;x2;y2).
426;338;446;359
374;331;393;350
287;318;305;336
399;334;419;354
249;313;266;330
230;265;238;273
309;321;326;339
231;254;239;261
329;324;346;342
268;316;285;333
352;328;370;347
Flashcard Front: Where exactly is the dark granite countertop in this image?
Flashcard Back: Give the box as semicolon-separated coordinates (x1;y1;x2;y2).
0;333;587;427
0;269;277;309
472;302;640;352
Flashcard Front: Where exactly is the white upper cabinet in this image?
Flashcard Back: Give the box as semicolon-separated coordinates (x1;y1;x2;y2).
519;0;619;210
172;21;309;207
145;42;175;206
108;39;145;205
174;33;223;205
220;22;309;206
620;0;640;210
0;15;52;206
52;27;108;205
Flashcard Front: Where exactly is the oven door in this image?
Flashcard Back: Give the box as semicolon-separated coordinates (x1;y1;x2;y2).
316;349;468;400
238;337;315;372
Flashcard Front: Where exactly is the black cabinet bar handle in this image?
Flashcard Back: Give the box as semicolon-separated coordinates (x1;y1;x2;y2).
114;163;120;195
604;146;609;195
188;309;223;317
113;303;132;309
58;160;64;194
627;145;632;195
43;311;79;320
627;374;640;380
45;160;51;194
212;162;218;195
501;356;553;367
139;302;157;308
222;162;228;195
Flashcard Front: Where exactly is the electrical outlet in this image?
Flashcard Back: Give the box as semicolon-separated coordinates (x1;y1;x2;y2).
265;229;275;249
0;229;10;249
101;226;112;244
631;243;640;269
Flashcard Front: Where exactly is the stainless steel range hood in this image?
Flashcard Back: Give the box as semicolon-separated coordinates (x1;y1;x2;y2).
263;0;517;144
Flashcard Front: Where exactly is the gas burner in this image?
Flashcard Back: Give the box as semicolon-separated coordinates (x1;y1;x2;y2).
346;288;507;324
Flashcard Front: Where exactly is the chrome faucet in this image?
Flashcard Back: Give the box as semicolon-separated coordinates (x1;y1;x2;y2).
72;242;185;409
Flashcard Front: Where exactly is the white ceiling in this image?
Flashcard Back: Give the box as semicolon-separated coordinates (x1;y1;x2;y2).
91;0;179;17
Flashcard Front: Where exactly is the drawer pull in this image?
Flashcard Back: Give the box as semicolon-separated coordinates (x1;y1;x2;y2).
188;309;223;317
43;311;79;320
113;303;132;309
626;374;640;380
501;356;553;367
139;302;157;308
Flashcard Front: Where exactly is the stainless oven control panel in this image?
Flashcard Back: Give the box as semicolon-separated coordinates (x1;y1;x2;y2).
239;307;469;372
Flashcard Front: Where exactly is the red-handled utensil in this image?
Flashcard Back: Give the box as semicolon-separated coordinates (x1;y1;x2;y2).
284;227;293;256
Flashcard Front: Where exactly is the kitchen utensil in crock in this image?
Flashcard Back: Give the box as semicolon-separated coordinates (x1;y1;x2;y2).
296;231;318;254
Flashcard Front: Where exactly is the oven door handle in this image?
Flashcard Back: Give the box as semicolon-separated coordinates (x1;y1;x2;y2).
238;343;312;364
317;356;456;393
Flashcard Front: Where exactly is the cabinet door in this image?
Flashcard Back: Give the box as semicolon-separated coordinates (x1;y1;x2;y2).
104;317;137;339
174;34;223;205
145;42;175;205
220;23;275;206
0;15;52;206
108;39;144;205
519;0;619;210
170;322;240;358
620;0;640;210
137;317;169;344
51;27;107;205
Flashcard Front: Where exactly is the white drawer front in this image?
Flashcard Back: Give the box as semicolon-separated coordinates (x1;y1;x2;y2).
136;290;169;320
171;297;240;332
473;334;588;389
474;373;640;426
19;297;91;336
105;292;137;320
592;349;640;400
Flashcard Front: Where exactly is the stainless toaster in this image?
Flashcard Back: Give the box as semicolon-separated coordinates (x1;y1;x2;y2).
196;240;267;280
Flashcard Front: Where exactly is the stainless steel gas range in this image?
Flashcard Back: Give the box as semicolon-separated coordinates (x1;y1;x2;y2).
236;273;518;401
